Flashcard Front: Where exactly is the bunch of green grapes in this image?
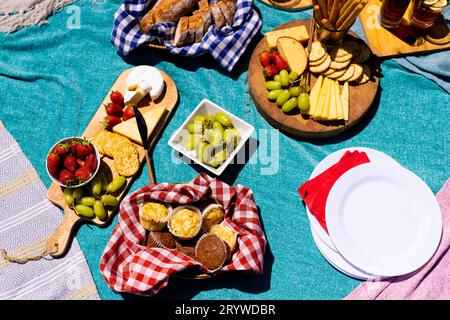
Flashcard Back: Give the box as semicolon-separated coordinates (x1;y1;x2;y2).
185;112;241;168
265;70;310;113
63;173;126;220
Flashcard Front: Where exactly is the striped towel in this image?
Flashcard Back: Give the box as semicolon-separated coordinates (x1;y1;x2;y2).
0;121;100;300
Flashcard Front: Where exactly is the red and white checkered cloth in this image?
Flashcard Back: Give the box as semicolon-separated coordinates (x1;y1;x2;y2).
100;173;267;296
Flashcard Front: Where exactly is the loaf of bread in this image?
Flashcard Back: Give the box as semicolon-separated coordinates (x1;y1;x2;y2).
143;0;237;47
140;0;201;33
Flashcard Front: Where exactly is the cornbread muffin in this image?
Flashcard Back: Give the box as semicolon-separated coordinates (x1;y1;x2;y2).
147;231;176;249
210;224;238;253
139;202;171;231
168;206;202;240
201;204;225;232
195;234;228;271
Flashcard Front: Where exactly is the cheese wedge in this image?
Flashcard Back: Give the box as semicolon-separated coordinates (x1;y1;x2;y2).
335;81;344;120
124;80;152;105
341;82;349;121
277;37;308;75
265;25;309;49
113;105;167;145
308;75;323;116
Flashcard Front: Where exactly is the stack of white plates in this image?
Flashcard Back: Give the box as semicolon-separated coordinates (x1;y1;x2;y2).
308;147;442;280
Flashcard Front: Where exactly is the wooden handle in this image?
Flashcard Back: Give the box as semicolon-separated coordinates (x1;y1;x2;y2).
46;209;81;257
145;152;156;184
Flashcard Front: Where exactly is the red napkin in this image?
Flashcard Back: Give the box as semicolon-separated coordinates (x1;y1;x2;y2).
299;151;370;233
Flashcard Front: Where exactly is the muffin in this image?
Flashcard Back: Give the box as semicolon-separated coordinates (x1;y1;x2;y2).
175;239;198;259
201;204;225;232
147;231;176;249
195;234;228;272
210;224;238;254
168;205;202;240
139;201;172;231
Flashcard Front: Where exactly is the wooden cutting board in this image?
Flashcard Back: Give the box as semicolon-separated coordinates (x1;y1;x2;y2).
359;0;450;57
46;67;179;257
248;19;379;139
258;0;313;11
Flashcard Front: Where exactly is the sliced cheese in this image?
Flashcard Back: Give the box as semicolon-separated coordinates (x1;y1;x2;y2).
328;80;338;120
321;78;333;120
113;105;167;145
265;25;309;49
314;78;329;120
335;81;344;120
308;75;323;116
342;82;349;121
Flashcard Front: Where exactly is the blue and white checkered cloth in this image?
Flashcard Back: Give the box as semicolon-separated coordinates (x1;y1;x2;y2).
111;0;261;71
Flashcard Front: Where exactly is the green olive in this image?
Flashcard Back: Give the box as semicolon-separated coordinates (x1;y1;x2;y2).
214;149;228;163
79;196;96;207
274;75;281;82
215;112;232;127
63;188;74;207
212;121;224;133
186;134;203;151
106;176;126;194
289;86;301;97
101;194;119;207
94;200;107;220
90;176;102;198
197;142;212;164
72;188;84;200
98;172;108;193
75;204;95;218
209;129;223;147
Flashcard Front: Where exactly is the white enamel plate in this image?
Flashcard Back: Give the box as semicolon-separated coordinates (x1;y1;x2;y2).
307;147;401;251
326;163;442;277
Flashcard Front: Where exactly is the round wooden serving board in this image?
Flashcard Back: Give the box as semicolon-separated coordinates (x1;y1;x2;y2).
46;67;179;257
248;19;379;139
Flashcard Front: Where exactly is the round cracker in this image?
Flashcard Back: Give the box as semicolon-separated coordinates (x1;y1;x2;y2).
348;63;363;82
113;144;140;177
309;53;329;66
326;68;347;80
329;47;352;63
309;41;327;62
336;65;355;82
352;64;371;85
309;55;331;74
323;67;336;76
330;59;351;70
354;43;371;63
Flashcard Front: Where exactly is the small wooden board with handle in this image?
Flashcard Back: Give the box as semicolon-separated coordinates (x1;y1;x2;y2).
46;67;179;257
359;0;450;57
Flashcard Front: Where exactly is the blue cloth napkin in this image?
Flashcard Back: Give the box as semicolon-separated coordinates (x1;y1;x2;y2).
111;0;262;72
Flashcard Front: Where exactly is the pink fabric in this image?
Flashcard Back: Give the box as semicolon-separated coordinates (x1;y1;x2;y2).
345;178;450;300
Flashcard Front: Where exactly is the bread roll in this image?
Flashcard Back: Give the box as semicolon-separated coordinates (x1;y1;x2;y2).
210;3;225;29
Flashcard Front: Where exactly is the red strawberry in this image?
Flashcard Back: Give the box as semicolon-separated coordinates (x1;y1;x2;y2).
63;155;78;173
105;102;123;117
263;65;279;78
76;159;85;168
75;165;91;182
110;91;124;106
68;140;79;155
59;170;76;185
85;154;97;171
47;153;60;177
101;115;122;131
122;106;135;121
54;143;69;157
270;52;289;71
259;51;271;67
74;141;94;159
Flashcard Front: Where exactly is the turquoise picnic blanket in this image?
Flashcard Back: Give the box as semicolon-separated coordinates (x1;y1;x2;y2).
0;1;449;300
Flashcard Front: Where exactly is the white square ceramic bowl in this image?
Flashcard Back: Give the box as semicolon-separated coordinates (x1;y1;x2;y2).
168;99;255;176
